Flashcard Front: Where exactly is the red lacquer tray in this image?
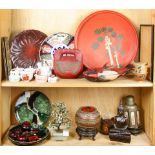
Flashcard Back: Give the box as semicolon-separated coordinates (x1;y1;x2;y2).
75;10;138;70
11;30;47;68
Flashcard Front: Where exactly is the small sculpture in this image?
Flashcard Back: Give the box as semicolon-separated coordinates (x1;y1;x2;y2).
109;101;131;143
48;102;71;141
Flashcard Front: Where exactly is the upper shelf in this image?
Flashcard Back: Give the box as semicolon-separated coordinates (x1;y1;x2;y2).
1;77;153;88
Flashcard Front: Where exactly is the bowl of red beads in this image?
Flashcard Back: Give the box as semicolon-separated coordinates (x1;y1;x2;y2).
8;121;49;146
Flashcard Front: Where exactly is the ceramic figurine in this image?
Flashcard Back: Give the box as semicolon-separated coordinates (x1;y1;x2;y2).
109;102;131;143
48;102;71;141
75;106;100;140
124;95;143;135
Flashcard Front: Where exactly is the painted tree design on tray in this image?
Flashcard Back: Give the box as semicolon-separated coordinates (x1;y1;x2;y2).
92;26;125;68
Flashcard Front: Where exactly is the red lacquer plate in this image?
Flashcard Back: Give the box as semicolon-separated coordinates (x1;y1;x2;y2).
75;10;138;70
11;30;47;68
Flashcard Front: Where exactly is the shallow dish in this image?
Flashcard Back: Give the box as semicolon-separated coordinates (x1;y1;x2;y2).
83;70;119;82
8;124;49;146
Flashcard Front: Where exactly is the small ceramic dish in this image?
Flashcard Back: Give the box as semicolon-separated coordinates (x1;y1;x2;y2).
8;123;50;146
48;76;59;83
83;70;119;82
35;74;48;83
98;70;119;81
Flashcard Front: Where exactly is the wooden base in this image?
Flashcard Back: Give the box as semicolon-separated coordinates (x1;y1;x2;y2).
2;127;151;146
76;127;98;141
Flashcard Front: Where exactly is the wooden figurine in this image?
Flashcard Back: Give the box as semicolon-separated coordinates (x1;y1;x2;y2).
109;102;131;143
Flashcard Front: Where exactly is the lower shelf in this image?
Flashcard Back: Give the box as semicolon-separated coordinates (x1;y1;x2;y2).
2;131;151;146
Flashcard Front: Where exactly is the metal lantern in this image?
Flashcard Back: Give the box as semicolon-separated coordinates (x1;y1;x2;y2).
124;95;143;134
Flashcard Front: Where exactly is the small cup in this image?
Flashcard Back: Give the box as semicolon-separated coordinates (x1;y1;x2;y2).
21;73;33;82
132;62;148;81
48;76;58;83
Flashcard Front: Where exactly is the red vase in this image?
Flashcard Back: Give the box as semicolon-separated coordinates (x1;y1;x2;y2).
54;49;83;78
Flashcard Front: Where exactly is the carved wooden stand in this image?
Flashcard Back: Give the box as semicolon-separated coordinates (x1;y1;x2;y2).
76;127;98;141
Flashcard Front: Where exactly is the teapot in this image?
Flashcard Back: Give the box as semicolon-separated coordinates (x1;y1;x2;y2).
9;68;21;81
36;62;52;77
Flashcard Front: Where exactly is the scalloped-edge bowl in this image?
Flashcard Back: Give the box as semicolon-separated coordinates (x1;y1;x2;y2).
83;70;119;82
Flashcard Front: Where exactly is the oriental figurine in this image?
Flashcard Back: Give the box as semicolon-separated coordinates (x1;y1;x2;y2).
109;102;131;143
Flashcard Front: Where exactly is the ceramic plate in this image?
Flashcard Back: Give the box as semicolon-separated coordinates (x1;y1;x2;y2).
11;30;47;68
75;10;138;70
39;32;74;67
83;70;119;82
8;124;49;146
15;91;52;125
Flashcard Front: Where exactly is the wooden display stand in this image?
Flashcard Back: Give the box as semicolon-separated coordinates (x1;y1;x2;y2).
0;9;155;146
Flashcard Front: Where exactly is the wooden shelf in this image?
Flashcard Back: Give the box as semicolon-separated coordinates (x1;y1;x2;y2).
2;131;151;146
1;77;153;88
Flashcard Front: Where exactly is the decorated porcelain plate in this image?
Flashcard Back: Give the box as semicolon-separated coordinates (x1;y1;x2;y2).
39;32;74;67
15;91;52;125
75;10;138;70
11;30;47;68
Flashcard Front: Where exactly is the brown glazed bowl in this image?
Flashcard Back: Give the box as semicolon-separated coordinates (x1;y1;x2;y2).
75;106;101;128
